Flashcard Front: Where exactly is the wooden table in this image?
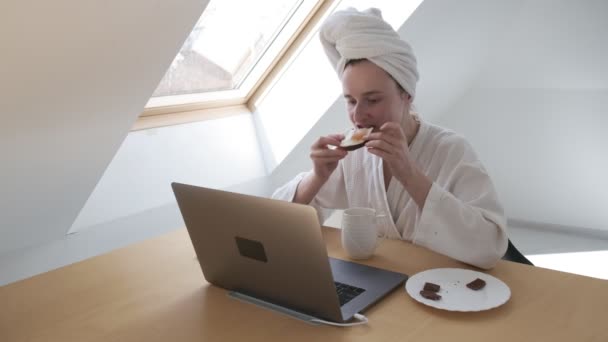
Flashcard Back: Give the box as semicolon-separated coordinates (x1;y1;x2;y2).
1;227;606;341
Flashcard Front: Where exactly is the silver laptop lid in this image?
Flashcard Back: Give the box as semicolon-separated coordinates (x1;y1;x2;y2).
171;182;344;322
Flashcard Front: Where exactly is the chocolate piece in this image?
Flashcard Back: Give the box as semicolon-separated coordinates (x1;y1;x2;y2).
423;282;440;292
420;290;441;300
466;278;486;290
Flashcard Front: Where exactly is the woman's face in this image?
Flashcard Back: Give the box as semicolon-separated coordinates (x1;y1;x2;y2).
342;60;410;130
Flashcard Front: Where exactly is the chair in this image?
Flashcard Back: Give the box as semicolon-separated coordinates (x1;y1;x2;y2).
502;239;534;265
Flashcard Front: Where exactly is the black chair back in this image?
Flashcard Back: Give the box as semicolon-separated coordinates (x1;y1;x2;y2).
502;239;534;265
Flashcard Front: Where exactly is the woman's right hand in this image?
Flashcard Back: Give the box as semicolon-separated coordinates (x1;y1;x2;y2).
293;134;347;204
310;134;348;181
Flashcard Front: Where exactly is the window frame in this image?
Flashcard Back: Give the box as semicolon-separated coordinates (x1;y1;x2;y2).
135;0;336;131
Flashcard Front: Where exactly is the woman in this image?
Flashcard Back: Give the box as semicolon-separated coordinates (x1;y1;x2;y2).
272;8;507;269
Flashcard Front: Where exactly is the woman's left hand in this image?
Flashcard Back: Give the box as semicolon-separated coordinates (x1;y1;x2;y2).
365;122;416;185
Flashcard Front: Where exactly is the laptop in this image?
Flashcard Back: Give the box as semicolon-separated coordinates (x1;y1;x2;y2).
171;182;407;323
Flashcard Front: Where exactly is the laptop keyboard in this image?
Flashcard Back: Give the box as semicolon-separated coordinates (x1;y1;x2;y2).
334;281;366;306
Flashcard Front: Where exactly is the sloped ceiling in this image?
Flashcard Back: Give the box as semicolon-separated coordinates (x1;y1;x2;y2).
0;0;210;255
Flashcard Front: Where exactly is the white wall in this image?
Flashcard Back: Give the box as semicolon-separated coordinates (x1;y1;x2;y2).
438;89;608;230
269;99;352;189
0;0;210;255
474;0;608;90
398;0;526;121
0;110;268;285
433;0;608;230
70;112;266;233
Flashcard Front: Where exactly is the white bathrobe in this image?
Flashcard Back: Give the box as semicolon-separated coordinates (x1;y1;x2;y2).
272;119;508;269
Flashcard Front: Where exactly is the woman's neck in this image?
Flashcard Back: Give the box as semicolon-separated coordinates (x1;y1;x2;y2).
403;112;420;146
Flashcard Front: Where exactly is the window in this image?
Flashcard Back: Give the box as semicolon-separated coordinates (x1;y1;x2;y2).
144;0;324;111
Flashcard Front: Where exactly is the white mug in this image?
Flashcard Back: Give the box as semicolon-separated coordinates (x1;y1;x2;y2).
341;208;386;260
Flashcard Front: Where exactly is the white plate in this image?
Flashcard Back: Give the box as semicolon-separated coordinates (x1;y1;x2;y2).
405;268;511;312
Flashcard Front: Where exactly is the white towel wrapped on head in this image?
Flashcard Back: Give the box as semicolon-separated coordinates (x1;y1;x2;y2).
320;7;419;98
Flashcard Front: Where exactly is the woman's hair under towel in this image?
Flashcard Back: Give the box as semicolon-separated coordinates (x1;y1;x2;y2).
319;7;419;98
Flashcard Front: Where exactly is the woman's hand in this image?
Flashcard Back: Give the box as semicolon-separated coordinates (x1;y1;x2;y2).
366;122;432;208
365;122;416;185
293;134;347;205
310;134;348;181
